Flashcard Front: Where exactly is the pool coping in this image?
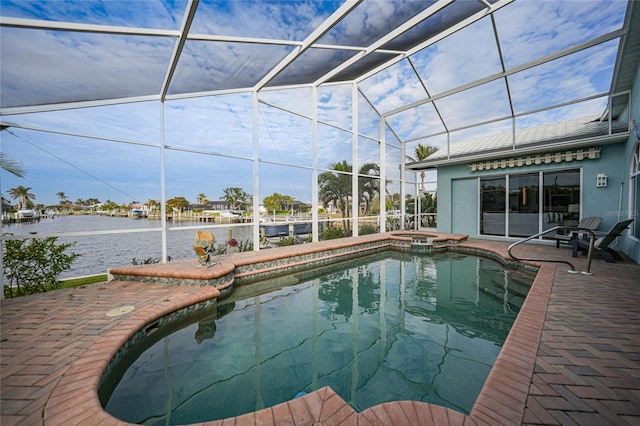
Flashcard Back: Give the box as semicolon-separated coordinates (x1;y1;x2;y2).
43;232;551;425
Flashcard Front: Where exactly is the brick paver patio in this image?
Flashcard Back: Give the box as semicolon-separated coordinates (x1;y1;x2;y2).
1;235;639;425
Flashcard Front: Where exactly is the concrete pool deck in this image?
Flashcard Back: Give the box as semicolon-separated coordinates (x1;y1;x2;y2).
1;234;639;425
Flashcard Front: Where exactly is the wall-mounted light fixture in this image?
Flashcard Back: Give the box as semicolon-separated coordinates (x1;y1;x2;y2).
596;173;608;188
632;119;640;140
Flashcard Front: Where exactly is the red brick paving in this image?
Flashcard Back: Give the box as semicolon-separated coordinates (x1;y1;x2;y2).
1;235;639;425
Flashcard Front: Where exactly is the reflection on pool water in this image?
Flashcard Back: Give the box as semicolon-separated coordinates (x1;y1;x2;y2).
101;251;535;424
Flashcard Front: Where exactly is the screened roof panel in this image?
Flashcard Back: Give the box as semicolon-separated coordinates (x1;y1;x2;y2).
507;39;619;114
169;40;295;95
0;27;174;108
318;84;352;129
386;102;446;141
380;0;485;51
317;0;436;47
514;98;611;134
493;0;627;70
327;51;399;83
358;59;429;115
0;0;637;166
190;0;342;40
2;101;162;143
0;0;186;29
266;47;360;87
410;16;503;96
434;79;512;130
259;87;313;117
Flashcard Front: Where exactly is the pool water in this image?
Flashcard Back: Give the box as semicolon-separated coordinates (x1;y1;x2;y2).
101;251;534;424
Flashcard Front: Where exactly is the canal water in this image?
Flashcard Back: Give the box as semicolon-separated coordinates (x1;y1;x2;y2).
2;215;252;279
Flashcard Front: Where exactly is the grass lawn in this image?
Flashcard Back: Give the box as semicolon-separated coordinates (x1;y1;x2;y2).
3;274;109;298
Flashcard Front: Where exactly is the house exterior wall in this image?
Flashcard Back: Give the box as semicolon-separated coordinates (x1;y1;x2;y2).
433;62;640;264
437;146;625;235
620;61;640;264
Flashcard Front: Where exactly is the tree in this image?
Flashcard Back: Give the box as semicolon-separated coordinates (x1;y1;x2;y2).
318;160;353;234
3;237;80;297
281;195;294;213
263;193;285;217
196;193;207;204
222;187;251;211
386;192;401;211
318;161;382;233
100;199;120;211
166;196;190;212
357;162;380;215
56;192;69;207
8;185;35;210
407;144;438;191
0;153;25;178
85;198;101;208
147;199;160;211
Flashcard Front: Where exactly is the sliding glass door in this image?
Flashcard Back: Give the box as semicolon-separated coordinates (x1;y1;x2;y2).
480;177;506;236
480;169;580;238
508;173;539;237
543;170;581;233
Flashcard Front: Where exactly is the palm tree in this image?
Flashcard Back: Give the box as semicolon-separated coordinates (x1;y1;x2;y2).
196;193;207;204
0;153;25;178
147;199;159;212
85;198;100;209
407;144;438;191
8;185;36;210
318;160;353;234
357;162;380;215
318;160;383;231
263;192;285;218
56;192;68;205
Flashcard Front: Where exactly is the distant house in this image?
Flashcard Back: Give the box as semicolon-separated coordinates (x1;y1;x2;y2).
205;200;232;211
191;200;234;212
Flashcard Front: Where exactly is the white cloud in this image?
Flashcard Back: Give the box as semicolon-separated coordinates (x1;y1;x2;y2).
495;0;627;68
411;17;503;96
508;40;618;114
359;58;427;114
1;27;173;108
0;0;186;29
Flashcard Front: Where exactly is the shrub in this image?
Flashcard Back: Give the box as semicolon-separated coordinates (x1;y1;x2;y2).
359;224;378;235
237;239;253;252
278;237;295;246
3;237;80;298
210;239;254;255
320;227;345;240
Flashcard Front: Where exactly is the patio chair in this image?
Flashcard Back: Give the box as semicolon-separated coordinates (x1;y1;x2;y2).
570;218;634;262
552;216;602;248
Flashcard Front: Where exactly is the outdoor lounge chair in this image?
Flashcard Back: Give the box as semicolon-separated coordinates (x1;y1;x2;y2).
570;219;634;262
552;216;602;248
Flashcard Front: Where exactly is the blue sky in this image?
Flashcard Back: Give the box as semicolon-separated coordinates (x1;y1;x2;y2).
0;0;629;207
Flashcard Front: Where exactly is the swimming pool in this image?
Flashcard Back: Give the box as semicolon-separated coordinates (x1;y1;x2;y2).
100;250;534;424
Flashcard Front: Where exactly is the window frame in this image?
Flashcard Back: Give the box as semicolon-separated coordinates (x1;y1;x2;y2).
630;142;640;241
